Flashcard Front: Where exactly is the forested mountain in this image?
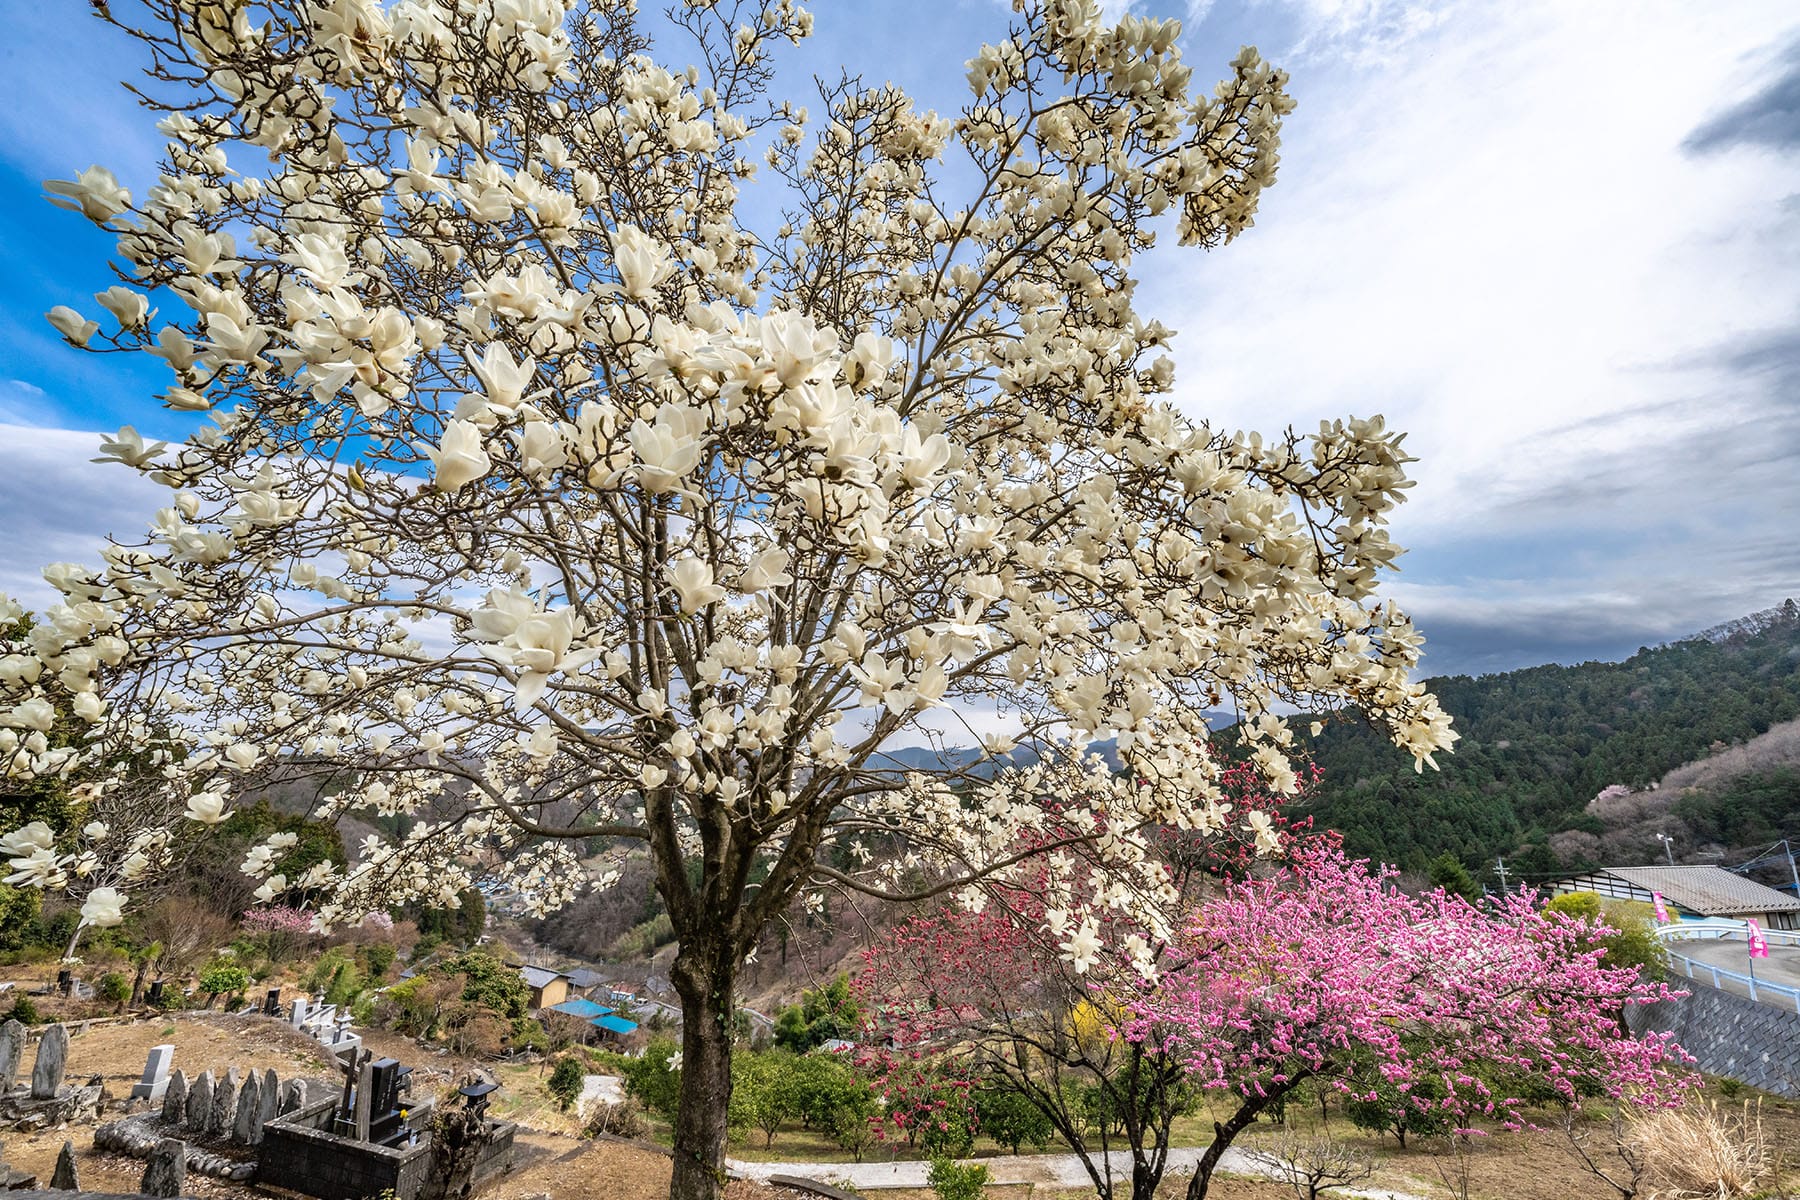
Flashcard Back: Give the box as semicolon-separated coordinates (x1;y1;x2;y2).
1301;600;1800;876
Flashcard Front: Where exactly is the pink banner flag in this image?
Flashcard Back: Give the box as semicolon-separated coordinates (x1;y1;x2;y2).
1652;892;1671;924
1747;920;1770;960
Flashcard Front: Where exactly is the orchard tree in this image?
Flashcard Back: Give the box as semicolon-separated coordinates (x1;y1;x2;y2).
2;0;1459;1196
1136;853;1696;1200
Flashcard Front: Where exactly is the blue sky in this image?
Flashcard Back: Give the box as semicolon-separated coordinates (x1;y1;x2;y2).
1;0;1797;680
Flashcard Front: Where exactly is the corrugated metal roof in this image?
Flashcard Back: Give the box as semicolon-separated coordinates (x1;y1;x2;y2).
591;1014;638;1034
519;965;571;990
1600;866;1800;916
548;998;615;1019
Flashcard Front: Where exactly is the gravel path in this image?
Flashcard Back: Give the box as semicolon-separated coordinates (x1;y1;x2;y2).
729;1146;1425;1198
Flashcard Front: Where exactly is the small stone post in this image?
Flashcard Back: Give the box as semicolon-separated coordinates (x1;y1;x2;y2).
50;1140;78;1190
140;1137;186;1198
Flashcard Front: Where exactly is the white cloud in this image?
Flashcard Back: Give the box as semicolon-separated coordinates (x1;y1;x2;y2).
0;423;167;613
1146;0;1800;670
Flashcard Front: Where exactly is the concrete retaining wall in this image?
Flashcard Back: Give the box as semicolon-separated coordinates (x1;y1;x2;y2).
1628;985;1800;1097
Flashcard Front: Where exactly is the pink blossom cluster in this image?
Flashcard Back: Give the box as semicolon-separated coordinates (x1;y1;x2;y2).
239;905;316;936
1131;851;1693;1123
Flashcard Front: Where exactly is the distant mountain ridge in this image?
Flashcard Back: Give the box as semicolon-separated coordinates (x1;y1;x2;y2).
1299;600;1800;876
869;710;1239;777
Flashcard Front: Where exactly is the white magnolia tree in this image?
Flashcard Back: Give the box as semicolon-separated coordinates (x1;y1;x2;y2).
5;0;1454;1194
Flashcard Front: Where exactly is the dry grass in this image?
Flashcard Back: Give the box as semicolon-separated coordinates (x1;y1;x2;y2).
1630;1100;1778;1199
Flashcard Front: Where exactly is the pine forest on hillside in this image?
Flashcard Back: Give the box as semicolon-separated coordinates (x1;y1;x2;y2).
1302;600;1800;878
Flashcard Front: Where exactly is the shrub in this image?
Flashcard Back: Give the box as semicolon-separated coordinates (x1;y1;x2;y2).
362;942;397;981
927;1156;989;1200
974;1086;1053;1154
1251;1130;1376;1200
96;971;131;1008
582;1098;648;1140
548;1056;585;1112
198;961;250;1005
6;995;41;1025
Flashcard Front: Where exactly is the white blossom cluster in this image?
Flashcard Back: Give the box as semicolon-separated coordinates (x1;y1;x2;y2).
4;0;1453;969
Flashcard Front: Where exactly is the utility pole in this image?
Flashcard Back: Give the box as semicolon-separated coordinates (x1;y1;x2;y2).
1784;839;1800;898
1494;857;1511;895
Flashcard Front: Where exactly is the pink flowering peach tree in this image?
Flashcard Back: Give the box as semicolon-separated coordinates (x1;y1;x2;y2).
1138;852;1695;1200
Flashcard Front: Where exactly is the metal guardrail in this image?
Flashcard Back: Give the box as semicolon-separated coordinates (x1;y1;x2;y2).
1654;921;1800;1013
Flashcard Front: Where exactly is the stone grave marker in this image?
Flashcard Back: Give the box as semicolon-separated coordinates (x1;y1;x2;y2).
289;995;309;1029
130;1044;176;1102
50;1139;78;1190
29;1023;68;1100
0;1019;22;1092
255;1069;279;1141
279;1077;306;1114
210;1066;239;1135
353;1057;374;1142
232;1072;261;1144
140;1137;185;1198
186;1070;213;1132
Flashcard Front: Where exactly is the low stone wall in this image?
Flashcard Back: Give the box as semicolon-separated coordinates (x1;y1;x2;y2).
92;1112;257;1183
258;1097;513;1200
1628;985;1800;1097
259;1098;434;1200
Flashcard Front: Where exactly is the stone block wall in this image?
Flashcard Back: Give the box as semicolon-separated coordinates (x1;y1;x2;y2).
1628;986;1800;1097
258;1099;433;1200
257;1097;514;1200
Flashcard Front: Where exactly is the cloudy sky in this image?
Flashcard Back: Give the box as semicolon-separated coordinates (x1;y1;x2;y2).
0;0;1796;679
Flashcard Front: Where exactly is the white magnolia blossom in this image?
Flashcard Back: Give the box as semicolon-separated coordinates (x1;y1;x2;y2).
4;3;1456;1194
79;886;127;928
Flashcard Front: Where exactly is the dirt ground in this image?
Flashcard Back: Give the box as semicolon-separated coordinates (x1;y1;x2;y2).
4;1011;1797;1200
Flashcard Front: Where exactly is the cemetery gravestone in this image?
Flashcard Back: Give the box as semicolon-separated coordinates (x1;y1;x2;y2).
130;1044;175;1102
50;1139;78;1190
161;1070;188;1125
211;1067;239;1135
232;1072;261;1144
140;1137;185;1198
0;1019;22;1092
256;1069;279;1142
29;1024;67;1100
186;1071;212;1132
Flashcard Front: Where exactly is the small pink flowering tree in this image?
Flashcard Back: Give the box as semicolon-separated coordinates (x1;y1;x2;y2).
1136;852;1695;1200
239;904;318;964
859;876;1196;1200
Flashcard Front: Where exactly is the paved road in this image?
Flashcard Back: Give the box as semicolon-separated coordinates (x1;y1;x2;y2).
1668;938;1800;1009
730;1145;1423;1198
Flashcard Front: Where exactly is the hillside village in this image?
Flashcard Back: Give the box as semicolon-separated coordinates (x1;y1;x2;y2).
3;605;1800;1200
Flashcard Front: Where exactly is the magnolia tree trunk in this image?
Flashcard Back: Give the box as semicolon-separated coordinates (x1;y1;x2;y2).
669;941;738;1200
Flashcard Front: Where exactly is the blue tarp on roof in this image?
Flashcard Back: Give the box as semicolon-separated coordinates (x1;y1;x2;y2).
591;1014;638;1035
548;998;614;1019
